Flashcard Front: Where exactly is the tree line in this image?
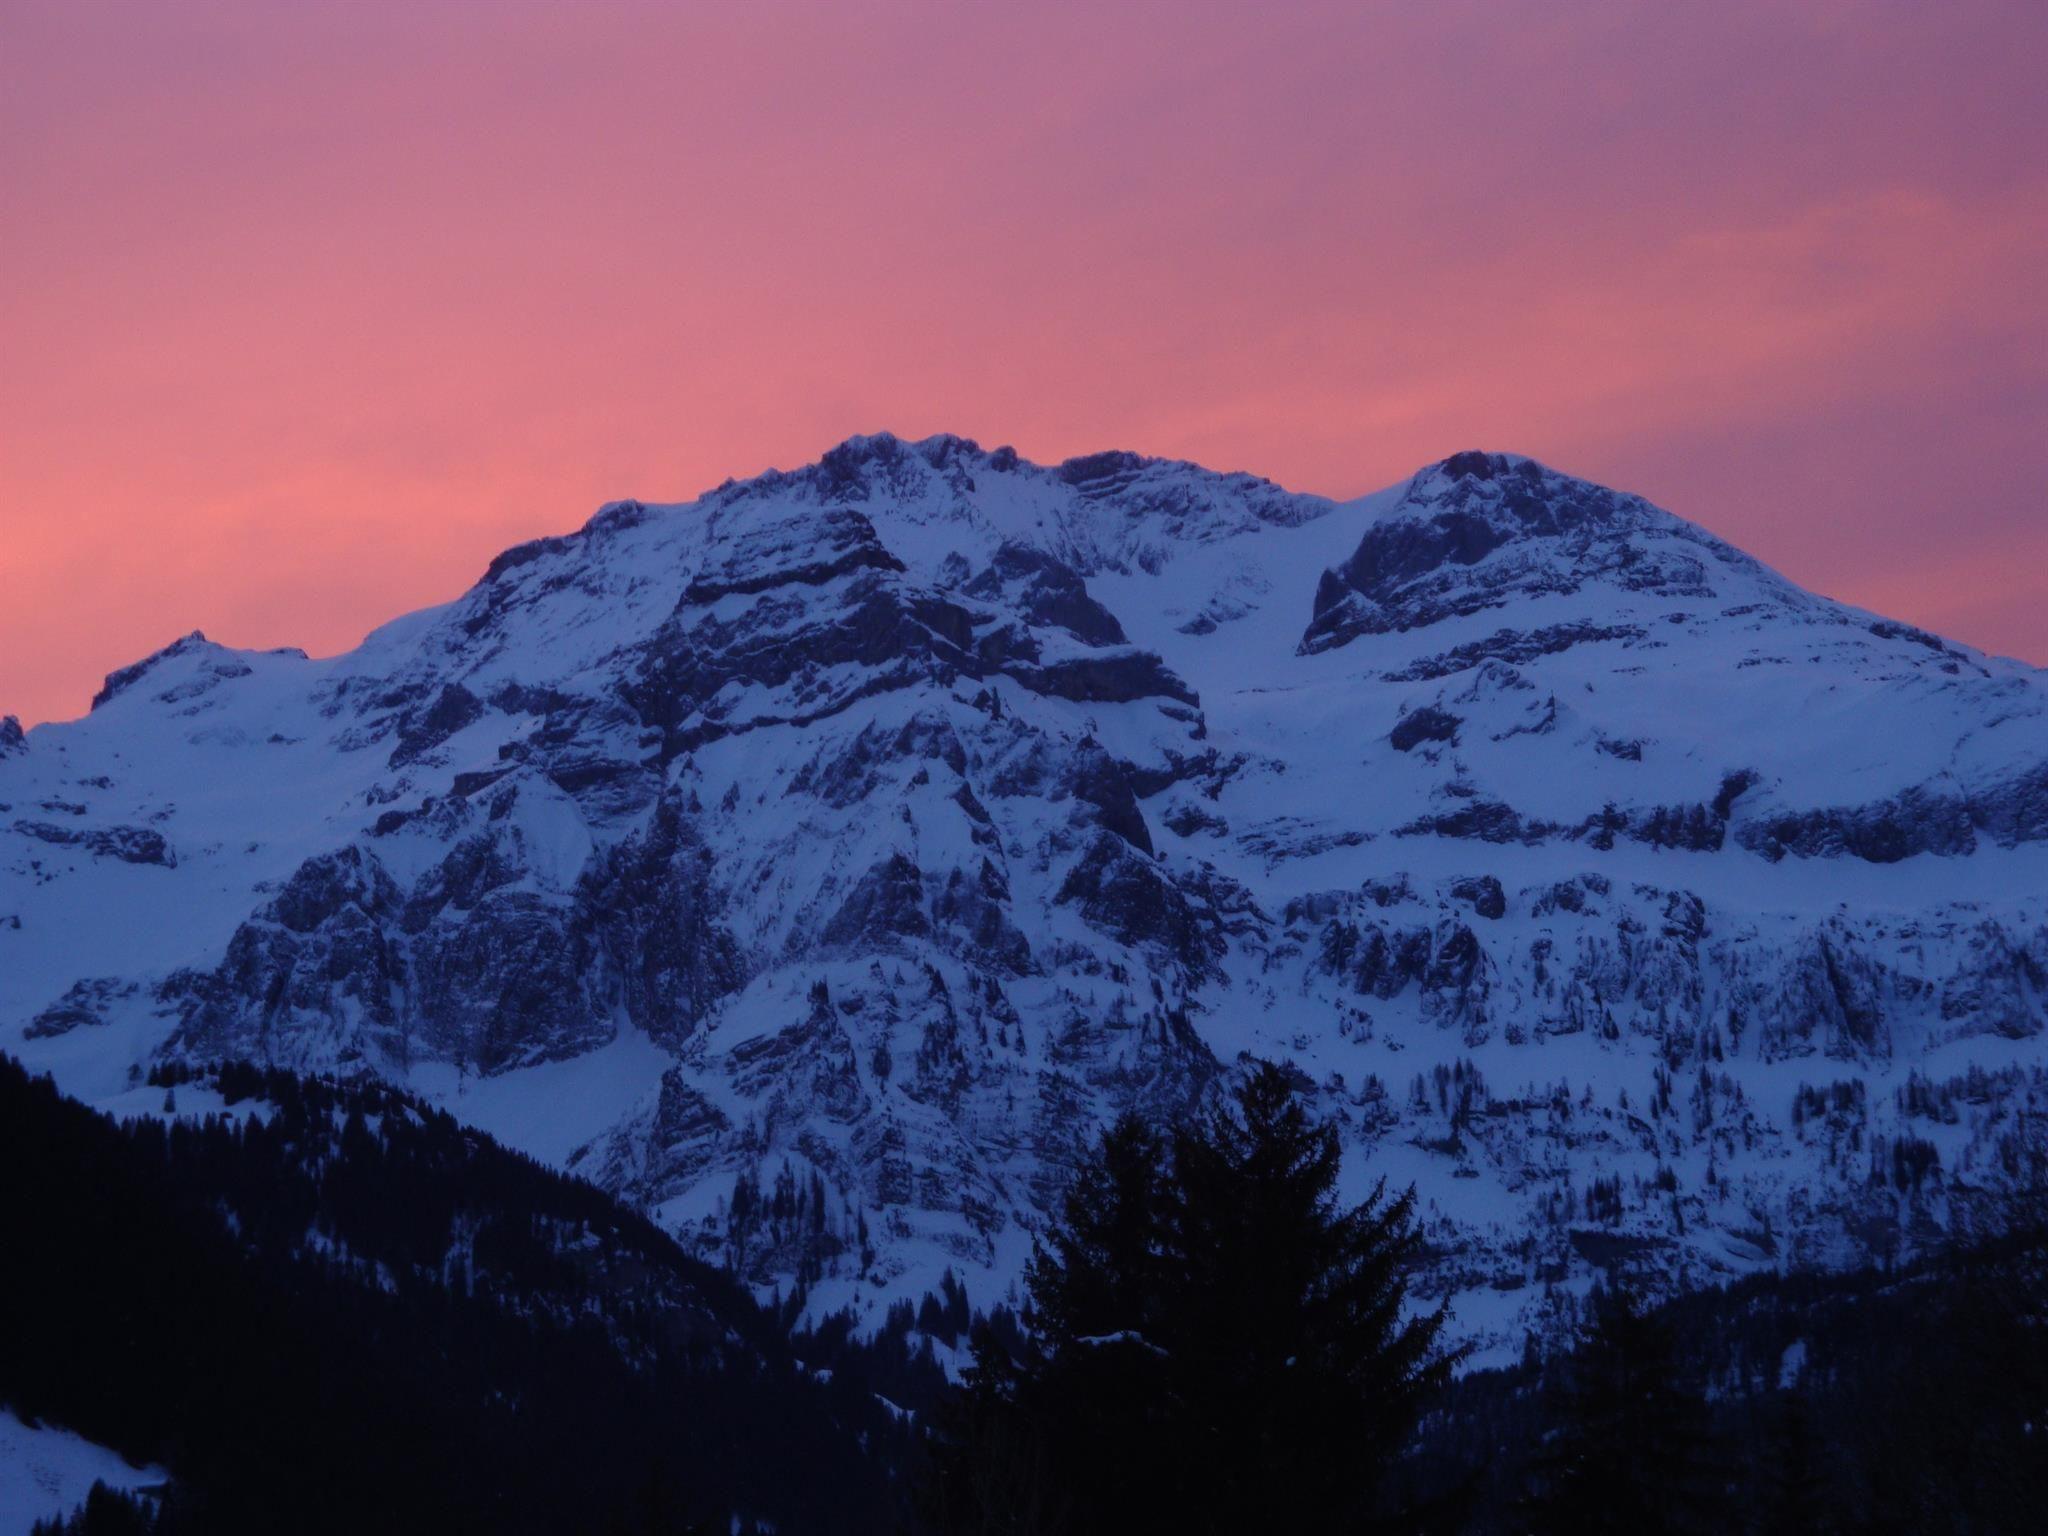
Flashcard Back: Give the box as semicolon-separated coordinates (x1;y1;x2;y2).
0;1053;910;1535
921;1062;2048;1534
12;1051;2047;1533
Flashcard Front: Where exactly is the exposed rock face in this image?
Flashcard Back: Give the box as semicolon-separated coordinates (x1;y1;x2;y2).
390;683;484;767
1056;831;1225;980
581;791;744;1046
91;631;216;710
1391;706;1461;752
1287;873;2043;1064
1736;766;2048;860
7;433;2048;1361
167;784;745;1073
12;820;173;866
959;542;1128;647
88;631;305;713
25;977;137;1039
622;495;1195;761
1301;453;1766;653
167;846;412;1066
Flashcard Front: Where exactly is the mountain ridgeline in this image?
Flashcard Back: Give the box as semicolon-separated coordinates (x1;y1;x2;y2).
4;434;2047;1367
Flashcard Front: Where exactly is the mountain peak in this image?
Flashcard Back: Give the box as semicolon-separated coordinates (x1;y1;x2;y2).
1403;450;1658;528
90;630;216;711
1431;448;1539;482
1300;452;1776;653
705;430;993;510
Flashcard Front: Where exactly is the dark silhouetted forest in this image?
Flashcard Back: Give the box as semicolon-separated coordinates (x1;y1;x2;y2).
0;1054;921;1535
10;1053;2046;1534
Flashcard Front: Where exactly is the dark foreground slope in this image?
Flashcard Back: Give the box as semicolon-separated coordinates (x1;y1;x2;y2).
10;1045;2047;1535
0;1055;917;1535
1393;1219;2048;1535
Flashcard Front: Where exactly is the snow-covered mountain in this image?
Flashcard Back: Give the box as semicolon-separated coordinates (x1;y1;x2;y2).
7;433;2046;1361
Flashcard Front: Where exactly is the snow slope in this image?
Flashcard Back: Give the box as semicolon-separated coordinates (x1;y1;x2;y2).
6;434;2046;1359
0;1411;161;1535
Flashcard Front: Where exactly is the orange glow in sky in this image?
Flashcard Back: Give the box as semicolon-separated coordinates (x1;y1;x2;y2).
4;0;2044;724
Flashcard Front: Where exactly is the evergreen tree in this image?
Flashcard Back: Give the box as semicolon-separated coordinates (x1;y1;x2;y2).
928;1060;1453;1534
927;1116;1175;1534
1839;1228;2048;1535
1168;1063;1455;1533
1024;1114;1178;1363
925;1330;1076;1536
29;1483;160;1536
1520;1283;1726;1535
1759;1388;1830;1536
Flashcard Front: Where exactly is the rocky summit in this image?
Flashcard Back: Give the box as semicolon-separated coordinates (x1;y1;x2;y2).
6;432;2046;1362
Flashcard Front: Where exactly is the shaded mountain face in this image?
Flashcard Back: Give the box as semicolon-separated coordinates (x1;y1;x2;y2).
6;432;2046;1361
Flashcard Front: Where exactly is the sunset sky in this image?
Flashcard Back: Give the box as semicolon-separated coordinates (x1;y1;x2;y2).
4;0;2043;726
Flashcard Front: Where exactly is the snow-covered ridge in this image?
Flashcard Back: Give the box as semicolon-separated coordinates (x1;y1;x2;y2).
5;432;2046;1360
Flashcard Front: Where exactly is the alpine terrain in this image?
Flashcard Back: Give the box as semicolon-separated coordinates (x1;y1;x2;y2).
7;434;2046;1365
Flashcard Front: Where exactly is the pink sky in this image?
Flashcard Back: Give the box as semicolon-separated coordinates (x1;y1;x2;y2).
4;0;2043;725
